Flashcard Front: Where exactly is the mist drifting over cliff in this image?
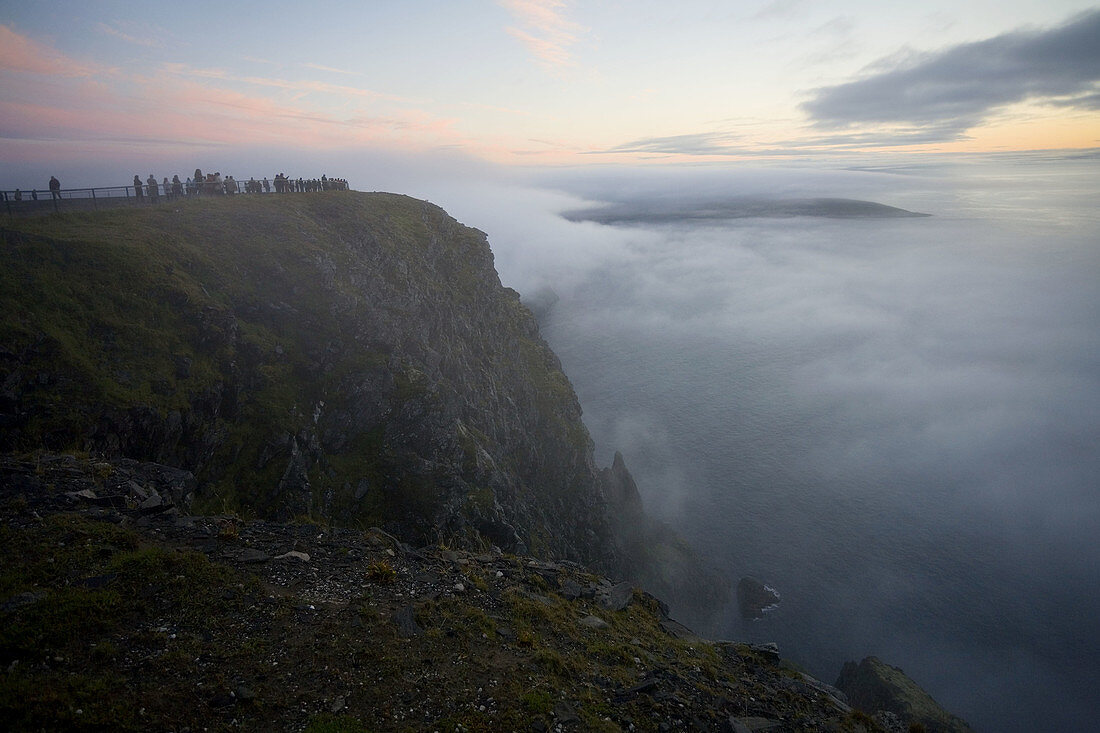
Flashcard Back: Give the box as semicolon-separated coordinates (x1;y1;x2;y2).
394;153;1100;733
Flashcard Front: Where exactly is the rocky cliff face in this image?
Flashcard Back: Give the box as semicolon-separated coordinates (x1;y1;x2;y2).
0;193;614;565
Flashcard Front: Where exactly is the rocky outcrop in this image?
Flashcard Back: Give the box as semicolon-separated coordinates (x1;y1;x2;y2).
602;451;730;627
0;453;195;515
835;656;974;733
737;576;780;620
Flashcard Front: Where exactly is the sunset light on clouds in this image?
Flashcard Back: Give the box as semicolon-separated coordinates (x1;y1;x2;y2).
1;1;1098;185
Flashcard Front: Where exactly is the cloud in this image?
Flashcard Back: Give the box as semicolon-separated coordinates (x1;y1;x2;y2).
162;63;412;103
585;126;964;157
593;132;746;157
95;22;160;48
498;0;585;68
0;24;97;76
303;63;363;77
751;0;809;22
0;28;465;162
801;9;1100;139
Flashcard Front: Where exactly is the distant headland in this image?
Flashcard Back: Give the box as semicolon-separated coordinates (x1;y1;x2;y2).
564;196;931;224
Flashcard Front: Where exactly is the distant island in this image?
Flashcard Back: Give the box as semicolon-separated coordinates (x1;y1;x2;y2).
563;196;931;224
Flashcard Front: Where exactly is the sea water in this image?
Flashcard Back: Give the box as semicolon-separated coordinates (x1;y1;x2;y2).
507;154;1099;732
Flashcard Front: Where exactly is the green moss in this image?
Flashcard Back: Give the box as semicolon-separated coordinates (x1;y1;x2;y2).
521;689;554;715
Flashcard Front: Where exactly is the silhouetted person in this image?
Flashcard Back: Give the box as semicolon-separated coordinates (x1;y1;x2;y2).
172;175;183;197
13;189;21;201
193;168;203;196
146;174;158;201
49;176;60;200
133;175;143;199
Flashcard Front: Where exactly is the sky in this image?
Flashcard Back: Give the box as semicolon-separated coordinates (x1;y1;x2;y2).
2;0;1099;188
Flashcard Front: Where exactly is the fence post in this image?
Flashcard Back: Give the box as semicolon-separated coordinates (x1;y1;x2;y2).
92;188;98;210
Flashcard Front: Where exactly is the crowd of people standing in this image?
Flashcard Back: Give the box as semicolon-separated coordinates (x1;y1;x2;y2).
3;171;351;208
132;170;350;199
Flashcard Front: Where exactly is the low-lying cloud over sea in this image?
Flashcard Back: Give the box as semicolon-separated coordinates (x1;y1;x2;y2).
346;151;1098;731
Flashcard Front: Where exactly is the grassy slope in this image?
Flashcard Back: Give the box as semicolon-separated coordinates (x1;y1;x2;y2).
0;495;861;733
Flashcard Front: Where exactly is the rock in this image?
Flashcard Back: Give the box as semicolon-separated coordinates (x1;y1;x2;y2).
560;578;583;600
659;618;699;641
1;590;46;612
598;581;634;611
237;548;270;563
65;489;98;501
274;550;310;562
793;673;849;708
737;577;780;619
75;574;116;589
834;656;974;733
209;693;235;709
749;642;780;662
393;604;422;638
173;354;193;379
727;716;785;733
621;677;660;696
552;700;580;725
138;495;164;512
578;615;610;630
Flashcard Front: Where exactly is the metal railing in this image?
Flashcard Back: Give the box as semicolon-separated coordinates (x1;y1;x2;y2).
2;177;351;217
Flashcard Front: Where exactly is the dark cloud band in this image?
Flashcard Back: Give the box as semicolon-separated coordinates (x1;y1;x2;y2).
802;9;1100;137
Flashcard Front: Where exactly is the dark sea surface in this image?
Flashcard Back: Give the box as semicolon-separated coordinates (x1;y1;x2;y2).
504;155;1099;732
416;153;1098;731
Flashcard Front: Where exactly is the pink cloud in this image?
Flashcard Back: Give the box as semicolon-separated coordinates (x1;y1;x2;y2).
168;63;415;104
303;63;363;77
498;0;584;68
0;27;467;157
95;22;159;48
0;25;98;76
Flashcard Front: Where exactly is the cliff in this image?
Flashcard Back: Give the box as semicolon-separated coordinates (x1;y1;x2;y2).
1;192;616;565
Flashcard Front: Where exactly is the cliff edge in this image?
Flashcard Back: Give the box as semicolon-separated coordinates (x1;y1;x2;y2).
1;192;615;565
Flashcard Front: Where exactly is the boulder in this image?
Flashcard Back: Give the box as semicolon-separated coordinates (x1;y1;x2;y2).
598;581;634;611
737;577;779;619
